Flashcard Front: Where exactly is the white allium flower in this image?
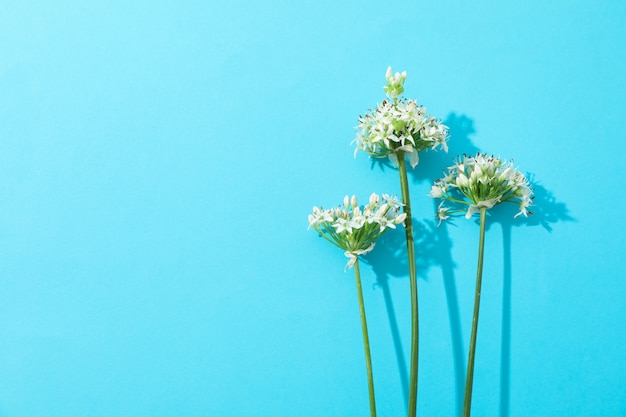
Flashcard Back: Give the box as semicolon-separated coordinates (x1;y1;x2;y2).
429;153;533;222
429;184;443;199
353;67;449;168
308;193;407;268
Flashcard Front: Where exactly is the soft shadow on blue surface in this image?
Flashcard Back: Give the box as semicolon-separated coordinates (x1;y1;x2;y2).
487;181;574;417
419;114;575;417
412;112;481;184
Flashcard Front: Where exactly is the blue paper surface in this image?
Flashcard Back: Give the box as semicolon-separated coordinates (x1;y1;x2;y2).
1;0;625;416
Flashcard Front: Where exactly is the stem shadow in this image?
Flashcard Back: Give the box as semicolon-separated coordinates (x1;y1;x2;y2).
419;112;480;416
362;220;434;410
488;180;575;417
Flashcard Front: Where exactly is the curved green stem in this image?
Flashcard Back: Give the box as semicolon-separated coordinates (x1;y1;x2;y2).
354;258;377;417
397;153;419;417
463;206;487;417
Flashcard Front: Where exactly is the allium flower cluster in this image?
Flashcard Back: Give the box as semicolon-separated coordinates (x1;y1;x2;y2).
308;193;407;268
353;67;449;169
430;153;533;223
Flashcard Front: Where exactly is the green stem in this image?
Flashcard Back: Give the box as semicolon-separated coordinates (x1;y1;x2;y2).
354;258;377;417
463;207;487;417
397;153;419;417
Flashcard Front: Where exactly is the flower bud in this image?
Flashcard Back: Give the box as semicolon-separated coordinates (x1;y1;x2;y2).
429;185;443;198
457;173;470;187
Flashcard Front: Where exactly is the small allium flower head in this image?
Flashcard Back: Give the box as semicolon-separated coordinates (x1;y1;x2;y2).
429;153;533;224
308;193;407;268
354;67;449;168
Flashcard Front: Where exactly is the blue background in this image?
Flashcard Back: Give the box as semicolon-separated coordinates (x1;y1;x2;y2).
1;1;625;416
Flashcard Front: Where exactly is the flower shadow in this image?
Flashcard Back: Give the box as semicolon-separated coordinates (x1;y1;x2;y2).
486;178;575;232
412;112;482;185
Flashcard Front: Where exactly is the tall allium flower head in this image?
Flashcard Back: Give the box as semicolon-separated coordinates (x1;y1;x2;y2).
429;153;533;223
308;193;407;268
353;67;449;168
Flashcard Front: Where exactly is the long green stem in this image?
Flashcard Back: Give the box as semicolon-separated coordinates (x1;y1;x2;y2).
354;258;377;417
463;207;487;417
397;153;419;417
